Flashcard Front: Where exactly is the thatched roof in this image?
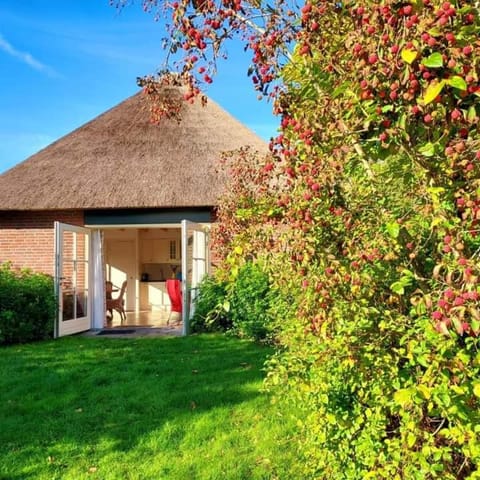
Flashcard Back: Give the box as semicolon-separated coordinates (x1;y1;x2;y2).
0;88;267;211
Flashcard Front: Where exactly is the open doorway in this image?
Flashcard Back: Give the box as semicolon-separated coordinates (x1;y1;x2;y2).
103;227;182;328
55;221;209;336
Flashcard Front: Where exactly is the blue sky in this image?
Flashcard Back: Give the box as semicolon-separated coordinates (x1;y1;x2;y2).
0;0;277;174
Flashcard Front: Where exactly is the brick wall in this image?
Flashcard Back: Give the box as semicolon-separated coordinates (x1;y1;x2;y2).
0;210;84;276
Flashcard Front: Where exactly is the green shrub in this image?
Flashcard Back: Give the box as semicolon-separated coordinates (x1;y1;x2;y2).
191;262;274;342
229;261;273;341
191;275;231;333
0;263;55;345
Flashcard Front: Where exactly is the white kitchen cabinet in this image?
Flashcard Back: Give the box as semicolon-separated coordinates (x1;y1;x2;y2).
140;282;171;311
141;239;179;263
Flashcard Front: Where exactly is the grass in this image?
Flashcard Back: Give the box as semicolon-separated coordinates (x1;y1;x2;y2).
0;333;296;480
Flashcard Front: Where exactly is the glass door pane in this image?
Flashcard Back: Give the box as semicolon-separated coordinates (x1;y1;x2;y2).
181;220;209;335
55;222;91;337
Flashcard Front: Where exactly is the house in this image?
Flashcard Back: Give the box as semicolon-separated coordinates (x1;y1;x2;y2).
0;86;267;337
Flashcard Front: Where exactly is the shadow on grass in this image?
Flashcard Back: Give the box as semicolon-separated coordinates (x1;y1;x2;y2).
0;334;274;478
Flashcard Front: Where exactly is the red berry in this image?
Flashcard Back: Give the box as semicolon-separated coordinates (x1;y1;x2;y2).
264;162;274;172
451;109;462;121
444;289;455;300
445;146;454;156
445;32;455;43
454;297;465;306
438;15;448;25
299;44;310;55
301;3;312;14
438;299;449;309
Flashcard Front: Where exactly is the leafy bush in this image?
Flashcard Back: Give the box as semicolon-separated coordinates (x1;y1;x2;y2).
191;262;274;341
229;261;273;341
191;275;231;333
0;263;55;345
152;0;480;475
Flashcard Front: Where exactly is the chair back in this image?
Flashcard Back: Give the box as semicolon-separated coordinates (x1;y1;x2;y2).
105;281;113;299
117;281;127;301
166;279;182;313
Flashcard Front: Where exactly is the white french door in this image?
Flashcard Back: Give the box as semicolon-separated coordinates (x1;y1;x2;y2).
54;222;92;337
181;220;209;335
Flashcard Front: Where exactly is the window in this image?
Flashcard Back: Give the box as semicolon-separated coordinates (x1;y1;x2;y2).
169;240;177;260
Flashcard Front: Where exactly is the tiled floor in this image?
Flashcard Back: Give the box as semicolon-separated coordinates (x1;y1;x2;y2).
90;310;183;337
106;310;171;328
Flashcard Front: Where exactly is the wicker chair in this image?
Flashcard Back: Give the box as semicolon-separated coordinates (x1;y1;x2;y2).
106;280;127;323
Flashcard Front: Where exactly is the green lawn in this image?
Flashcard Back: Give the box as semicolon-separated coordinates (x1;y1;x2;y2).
0;334;296;480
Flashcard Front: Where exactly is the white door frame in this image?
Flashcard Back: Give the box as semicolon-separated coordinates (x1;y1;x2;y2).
181;220;209;336
54;223;105;337
54;222;92;338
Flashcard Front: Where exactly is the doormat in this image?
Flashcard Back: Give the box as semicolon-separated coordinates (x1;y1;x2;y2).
97;329;136;335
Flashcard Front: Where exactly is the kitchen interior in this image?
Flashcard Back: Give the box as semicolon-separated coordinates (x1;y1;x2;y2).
103;227;182;326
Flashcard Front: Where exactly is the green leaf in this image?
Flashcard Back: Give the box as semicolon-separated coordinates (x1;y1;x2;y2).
467;105;477;123
473;382;480;398
386;221;400;239
401;269;414;278
421;52;443;68
428;27;442;37
394;388;414;408
418;142;436;157
471;319;480;333
390;282;405;295
332;82;349;99
417;385;431;399
423;80;446;105
446;76;467;91
401;48;418;64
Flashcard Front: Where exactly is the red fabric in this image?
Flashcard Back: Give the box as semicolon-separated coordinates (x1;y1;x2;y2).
166;279;182;313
